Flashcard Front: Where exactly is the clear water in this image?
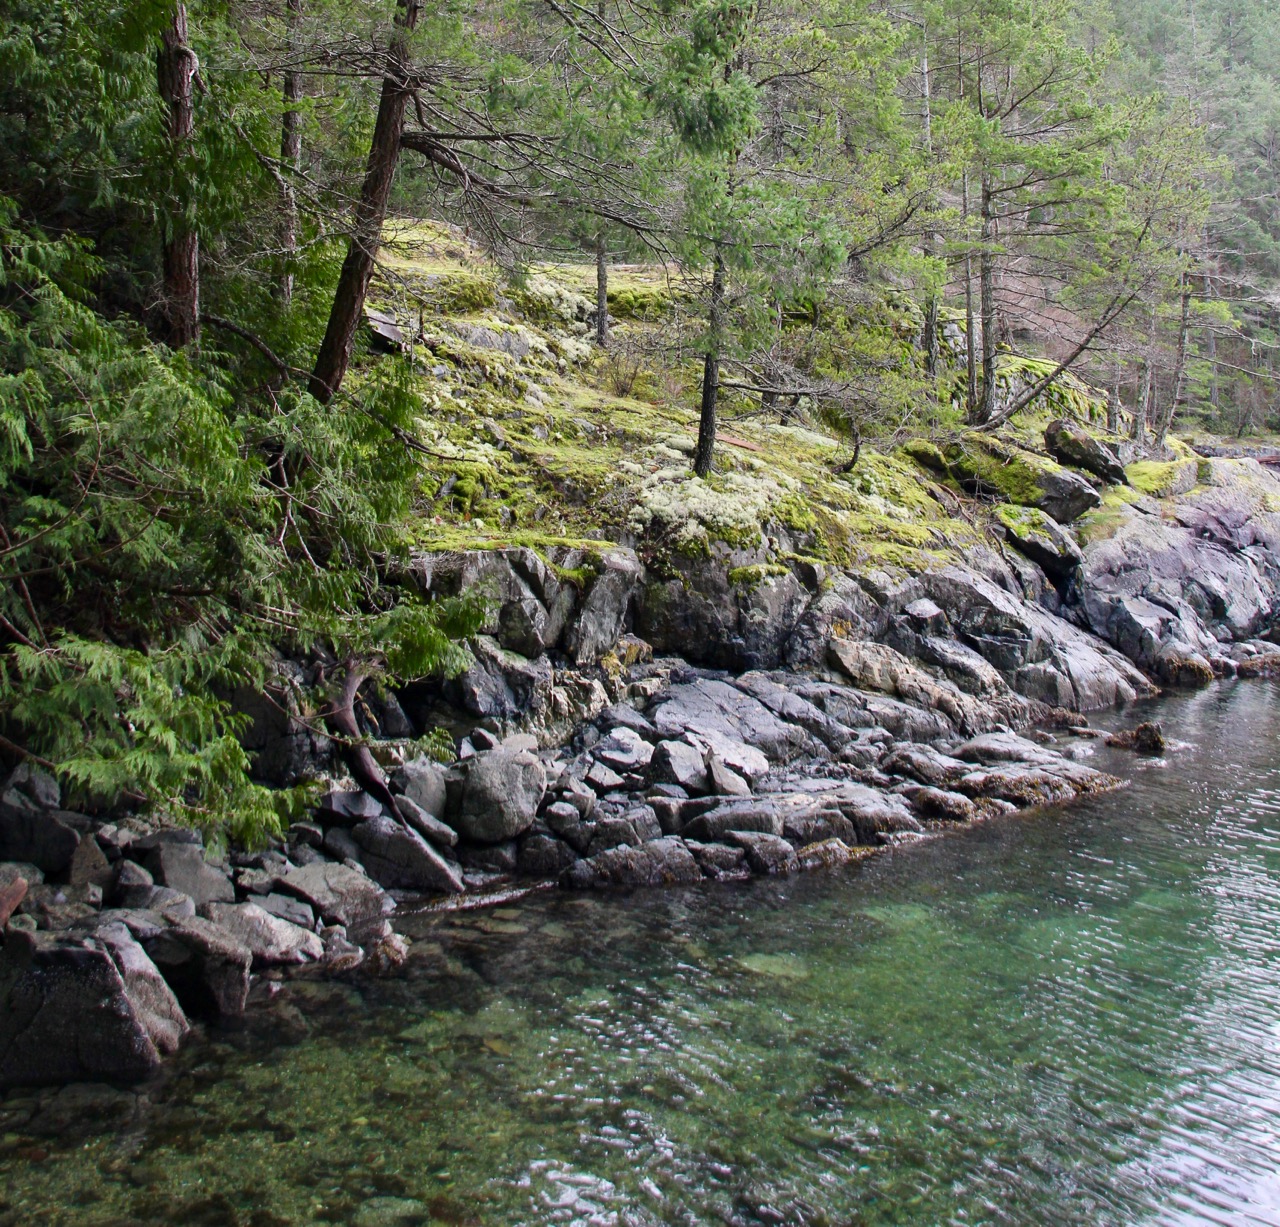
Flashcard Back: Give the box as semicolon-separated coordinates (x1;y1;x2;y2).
5;682;1280;1226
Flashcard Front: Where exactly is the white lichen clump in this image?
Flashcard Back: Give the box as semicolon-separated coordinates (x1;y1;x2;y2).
630;468;792;551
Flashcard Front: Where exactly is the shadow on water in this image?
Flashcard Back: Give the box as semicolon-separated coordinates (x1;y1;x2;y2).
5;682;1280;1224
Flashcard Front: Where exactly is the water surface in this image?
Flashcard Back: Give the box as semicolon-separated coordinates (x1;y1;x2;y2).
4;682;1280;1225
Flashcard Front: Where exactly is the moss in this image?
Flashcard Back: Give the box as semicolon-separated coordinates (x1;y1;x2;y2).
1126;459;1195;497
607;285;674;320
899;439;949;475
943;435;1060;506
727;563;790;590
1075;486;1142;545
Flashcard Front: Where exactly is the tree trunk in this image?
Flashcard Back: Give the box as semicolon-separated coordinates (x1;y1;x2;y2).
309;0;422;403
157;3;200;349
694;251;726;479
976;176;999;424
1107;364;1120;434
919;25;941;383
962;172;978;418
595;231;609;347
1155;275;1191;448
278;0;303;309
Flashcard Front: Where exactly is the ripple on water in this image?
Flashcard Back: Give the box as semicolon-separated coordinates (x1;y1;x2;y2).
6;683;1280;1223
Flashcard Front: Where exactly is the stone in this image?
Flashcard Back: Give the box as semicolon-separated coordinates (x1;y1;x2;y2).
516;833;579;878
322;927;365;972
257;892;316;930
598;704;657;739
453;749;548;843
593;727;654;773
396;793;458;847
0;926;187;1088
277;863;395;938
682;802;784;843
316;789;384;827
794;838;864;871
706;754;751;798
470;727;500;751
458;841;519;874
389;752;450;818
3;763;60;810
563;837;702;889
684;840;749;879
288;821;324;848
144;842;235;909
140;917;252;1017
0;801;80;876
351;816;465;894
323;826;362;864
1106;721;1166;755
562;548;645;665
585;759;626;794
997;504;1085;581
68;837;113;889
725;831;797;875
586;817;641;855
0;866;29;926
1044;419;1128;485
202;902;324;966
623;805;662;842
650;739;709;794
650;678;812;761
900;786;978;823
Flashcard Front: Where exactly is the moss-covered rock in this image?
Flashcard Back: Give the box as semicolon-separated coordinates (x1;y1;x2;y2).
944;434;1101;523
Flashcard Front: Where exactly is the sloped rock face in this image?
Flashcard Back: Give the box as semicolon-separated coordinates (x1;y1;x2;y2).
1045;419;1128;485
1077;459;1280;680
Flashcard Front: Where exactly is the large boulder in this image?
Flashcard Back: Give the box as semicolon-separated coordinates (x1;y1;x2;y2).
142;838;234;909
0;926;188;1088
350;815;465;894
392;756;448;819
1044;419;1127;485
943;434;1101;523
562;837;702;889
996;504;1084;581
452;748;547;843
139;917;252;1018
202;902;324;966
649;677;813;762
0;798;80;877
276;862;395;940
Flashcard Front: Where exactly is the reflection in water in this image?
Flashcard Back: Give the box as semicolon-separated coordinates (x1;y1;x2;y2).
4;683;1280;1224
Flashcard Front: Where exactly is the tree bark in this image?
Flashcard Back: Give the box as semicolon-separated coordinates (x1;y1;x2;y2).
278;0;303;309
962;172;978;418
309;0;422;403
595;231;609;347
1155;275;1191;448
157;3;201;349
919;23;941;383
976;175;999;424
693;250;726;479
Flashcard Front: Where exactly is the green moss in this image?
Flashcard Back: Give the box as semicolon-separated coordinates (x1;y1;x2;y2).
1075;486;1142;545
607;285;674;320
899;439;949;475
943;435;1059;506
1126;459;1193;497
727;563;790;590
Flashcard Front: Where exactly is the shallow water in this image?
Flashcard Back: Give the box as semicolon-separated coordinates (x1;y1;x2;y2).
6;682;1280;1225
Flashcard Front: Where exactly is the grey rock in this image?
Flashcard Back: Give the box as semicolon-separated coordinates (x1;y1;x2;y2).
69;837;113;889
389;752;450;818
593;727;654;772
650;678;812;762
517;833;580;878
3;763;61;810
998;505;1085;581
139;916;253;1018
586;817;642;855
458;841;519;874
794;838;864;871
651;740;709;794
706;755;751;797
563;837;702;889
623;805;662;842
277;862;395;938
323;826;362;864
144;842;234;909
585;759;626;794
316;789;383;827
725;831;797;875
684;840;749;879
257;892;316;930
454;749;547;843
396;793;458;848
1044;419;1127;485
0;800;80;876
202;902;324;966
351;816;465;894
598;704;657;739
0;926;187;1089
682;802;784;842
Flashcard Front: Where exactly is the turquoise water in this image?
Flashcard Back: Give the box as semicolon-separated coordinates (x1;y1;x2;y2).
5;682;1280;1224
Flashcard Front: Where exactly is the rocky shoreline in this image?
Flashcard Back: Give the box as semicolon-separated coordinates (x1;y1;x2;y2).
6;448;1280;1089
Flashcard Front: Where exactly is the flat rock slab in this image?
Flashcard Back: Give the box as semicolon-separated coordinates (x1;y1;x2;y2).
650;678;812;762
203;902;324;966
352;816;465;895
277;862;394;938
144;842;234;909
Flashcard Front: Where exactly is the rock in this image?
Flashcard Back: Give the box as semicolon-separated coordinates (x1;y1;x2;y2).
1106;721;1166;755
367;930;411;975
202;902;324;966
559;776;597;820
0;801;80;876
458;841;519;874
585;759;626;794
351;816;465;894
0;926;187;1088
944;433;1101;523
140;917;252;1017
68;837;113;889
322;927;365;972
396;794;458;848
1044;419;1128;485
880;744;972;788
598;704;657;739
3;763;61;810
289;821;324;849
651;740;710;794
257;892;316;930
623;805;662;841
143;842;235;909
682;801;784;843
900;785;978;823
952;732;1060;767
684;840;749;879
392;757;449;820
593;727;654;772
470;728;500;751
997;504;1085;581
316;789;384;827
650;677;813;761
794;838;865;871
323;826;362;864
453;749;548;843
563;548;644;665
0;866;30;926
586;817;642;855
706;754;751;798
277;863;395;939
516;833;580;878
725;831;797;875
563;837;702;889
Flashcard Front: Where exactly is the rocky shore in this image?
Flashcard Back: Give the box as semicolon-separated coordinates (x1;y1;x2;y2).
6;444;1280;1089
